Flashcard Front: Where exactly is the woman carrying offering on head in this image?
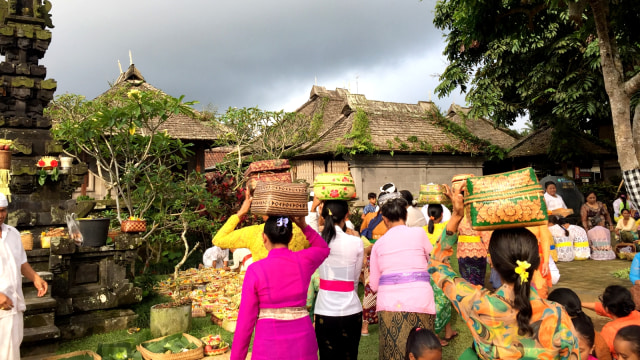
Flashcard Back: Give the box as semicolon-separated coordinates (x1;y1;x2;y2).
581;191;614;231
369;197;436;360
230;215;329;360
307;198;364;359
212;190;310;262
428;185;579;359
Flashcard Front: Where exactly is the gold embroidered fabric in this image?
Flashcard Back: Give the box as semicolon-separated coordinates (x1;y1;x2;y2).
258;307;308;320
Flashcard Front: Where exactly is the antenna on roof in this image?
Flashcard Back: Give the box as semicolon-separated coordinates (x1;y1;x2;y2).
118;60;123;74
315;76;317;85
356;75;359;94
129;50;133;66
428;91;432;102
348;81;351;92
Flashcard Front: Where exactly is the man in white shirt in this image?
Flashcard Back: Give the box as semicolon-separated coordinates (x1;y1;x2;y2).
202;245;229;269
0;194;48;360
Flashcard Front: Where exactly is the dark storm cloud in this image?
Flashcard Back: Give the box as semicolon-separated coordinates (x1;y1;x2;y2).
44;0;453;113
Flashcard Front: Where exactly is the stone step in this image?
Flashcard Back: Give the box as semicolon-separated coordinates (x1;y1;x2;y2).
24;294;57;314
20;338;58;359
24;311;55;328
22;271;53;298
57;308;137;340
22;324;60;343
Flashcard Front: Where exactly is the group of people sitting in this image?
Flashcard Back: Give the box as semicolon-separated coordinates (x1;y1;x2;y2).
207;180;640;360
544;181;640;263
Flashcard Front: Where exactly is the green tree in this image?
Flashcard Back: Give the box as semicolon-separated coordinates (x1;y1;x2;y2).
48;85;195;225
213;107;320;185
434;0;640;170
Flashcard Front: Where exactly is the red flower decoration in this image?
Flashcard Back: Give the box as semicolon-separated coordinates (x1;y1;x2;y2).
344;187;347;191
50;160;58;167
330;189;339;198
37;160;45;167
342;177;349;182
322;186;326;190
351;193;357;198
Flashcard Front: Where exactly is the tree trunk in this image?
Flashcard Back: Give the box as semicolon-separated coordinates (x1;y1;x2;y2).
634;103;640;163
589;0;640;171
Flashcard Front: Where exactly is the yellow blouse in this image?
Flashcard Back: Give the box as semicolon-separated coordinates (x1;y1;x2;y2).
212;214;309;262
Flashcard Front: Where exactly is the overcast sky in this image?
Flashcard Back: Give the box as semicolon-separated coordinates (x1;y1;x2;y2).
43;0;525;129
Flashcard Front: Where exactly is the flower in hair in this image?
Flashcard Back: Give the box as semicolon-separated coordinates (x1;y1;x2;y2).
276;217;289;227
328;209;333;216
514;260;531;284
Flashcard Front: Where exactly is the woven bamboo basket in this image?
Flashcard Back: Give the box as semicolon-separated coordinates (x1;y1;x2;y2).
313;172;356;200
121;220;146;233
137;333;203;360
464;168;548;230
244;159;290;177
0;150;11;170
246;171;292;193
251;181;308;216
417;184;450;205
43;350;101;360
21;232;33;251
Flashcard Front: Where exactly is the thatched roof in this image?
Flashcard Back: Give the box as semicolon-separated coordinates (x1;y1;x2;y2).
507;127;615;158
446;105;519;149
293;86;518;157
104;64;224;143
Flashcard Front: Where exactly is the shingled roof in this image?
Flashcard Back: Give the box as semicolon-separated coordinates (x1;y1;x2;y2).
446;105;519;149
293;86;518;157
104;64;224;142
507;127;615;158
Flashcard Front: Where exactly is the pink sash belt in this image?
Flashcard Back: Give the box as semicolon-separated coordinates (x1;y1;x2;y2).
319;279;354;292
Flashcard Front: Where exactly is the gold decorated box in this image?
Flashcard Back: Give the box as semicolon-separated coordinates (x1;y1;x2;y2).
464;167;548;230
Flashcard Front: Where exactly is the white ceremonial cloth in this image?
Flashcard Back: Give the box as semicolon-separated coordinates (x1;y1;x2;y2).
0;223;27;360
230;248;253;272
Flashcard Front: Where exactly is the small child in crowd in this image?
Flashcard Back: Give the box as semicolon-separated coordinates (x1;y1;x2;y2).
614;325;640;360
583;285;640;358
405;327;442;360
548;288;611;360
362;192;378;217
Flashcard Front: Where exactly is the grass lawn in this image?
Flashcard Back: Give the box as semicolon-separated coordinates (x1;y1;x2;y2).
58;245;474;359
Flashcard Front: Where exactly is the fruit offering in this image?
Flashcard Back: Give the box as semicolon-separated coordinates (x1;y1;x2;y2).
202;334;230;356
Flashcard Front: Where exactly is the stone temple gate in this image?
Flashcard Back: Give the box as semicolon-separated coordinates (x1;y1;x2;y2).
0;2;143;357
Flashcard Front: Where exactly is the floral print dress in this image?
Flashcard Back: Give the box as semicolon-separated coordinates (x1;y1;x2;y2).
428;229;580;359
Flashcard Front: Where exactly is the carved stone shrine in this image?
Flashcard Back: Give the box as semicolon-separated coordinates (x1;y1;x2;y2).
0;2;143;358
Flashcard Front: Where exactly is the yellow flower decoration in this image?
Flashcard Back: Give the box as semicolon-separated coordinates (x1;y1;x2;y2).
514;260;531;284
127;89;141;100
129;126;136;135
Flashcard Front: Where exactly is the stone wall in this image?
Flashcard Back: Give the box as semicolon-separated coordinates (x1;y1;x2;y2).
348;154;484;205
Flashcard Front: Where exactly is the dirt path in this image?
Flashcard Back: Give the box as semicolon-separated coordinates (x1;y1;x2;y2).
555;259;631;330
